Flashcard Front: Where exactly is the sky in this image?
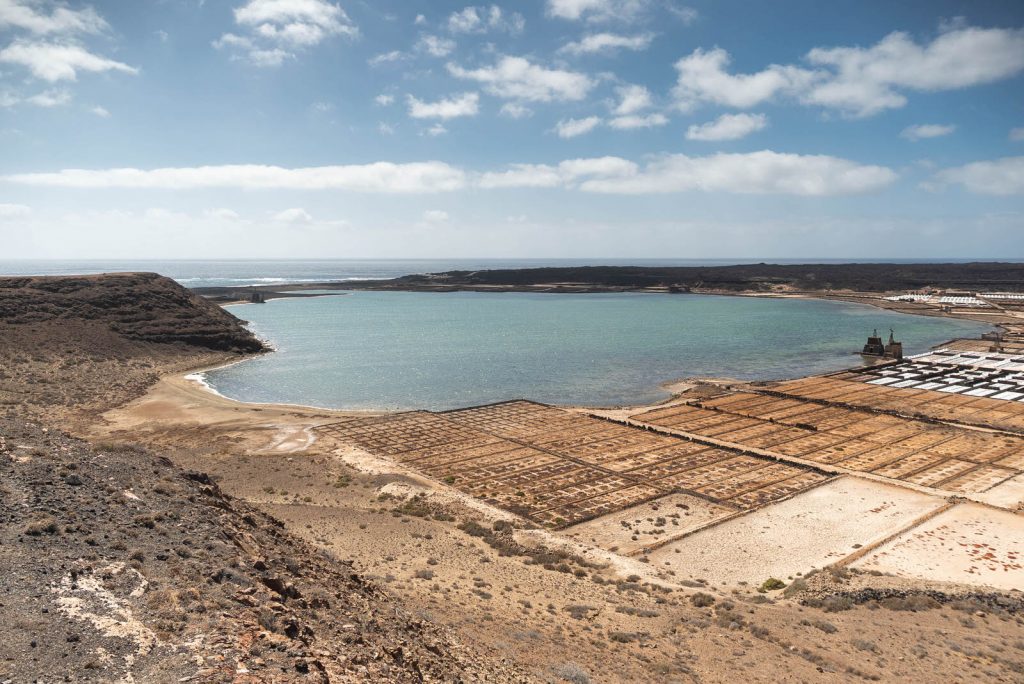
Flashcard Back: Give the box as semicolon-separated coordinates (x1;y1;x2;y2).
1;0;1023;260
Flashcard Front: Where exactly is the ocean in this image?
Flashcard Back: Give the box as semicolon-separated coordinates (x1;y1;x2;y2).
199;291;990;411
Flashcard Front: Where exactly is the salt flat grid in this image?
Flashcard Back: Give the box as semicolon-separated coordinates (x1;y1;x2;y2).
317;400;830;529
630;389;1023;495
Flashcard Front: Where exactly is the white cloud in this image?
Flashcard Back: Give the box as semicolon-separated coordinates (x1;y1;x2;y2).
25;88;70;107
374;93;394;106
804;27;1024;116
0;202;31;218
0;153;899;197
0;40;137;81
479;156;638;188
407;92;479;119
1011;127;1024;142
900;123;955;141
667;5;698;25
546;0;651;23
559;32;653;55
368;50;406;66
608;113;667;129
215;0;357;66
673;26;1024;117
448;56;594;102
155;29;169;43
447;5;523;34
422;209;449;222
578;151;896;195
0;0;107;35
448;6;482;32
425;123;448;136
377;122;394;135
90;105;110;117
612;84;651;115
414;14;426;26
499;102;532;119
673;47;817;110
273;207;313;223
205;208;241;221
416;34;455;57
932;156;1024;195
3;162;468;193
555;116;601;138
685;112;767;141
247;47;291;67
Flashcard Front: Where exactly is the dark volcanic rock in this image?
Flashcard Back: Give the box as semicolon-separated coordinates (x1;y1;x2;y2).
0;272;265;353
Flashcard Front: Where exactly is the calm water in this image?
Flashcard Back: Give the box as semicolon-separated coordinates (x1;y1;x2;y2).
201;291;991;411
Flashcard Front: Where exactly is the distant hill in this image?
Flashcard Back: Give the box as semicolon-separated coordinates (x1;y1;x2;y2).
375;262;1024;293
193;263;1024;300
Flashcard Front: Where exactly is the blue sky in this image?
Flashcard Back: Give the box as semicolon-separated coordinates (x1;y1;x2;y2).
1;0;1023;259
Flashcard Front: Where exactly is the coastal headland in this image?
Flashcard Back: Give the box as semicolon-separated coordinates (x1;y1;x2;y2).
3;270;1024;683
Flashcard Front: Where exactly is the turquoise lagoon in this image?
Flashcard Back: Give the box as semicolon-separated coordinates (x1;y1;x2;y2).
203;291;991;411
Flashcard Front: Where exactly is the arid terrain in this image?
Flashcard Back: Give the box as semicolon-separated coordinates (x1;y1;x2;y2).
3;273;1024;683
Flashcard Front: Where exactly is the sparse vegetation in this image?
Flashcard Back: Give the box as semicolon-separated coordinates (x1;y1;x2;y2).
22;515;58;536
691;592;716;608
758;577;786;592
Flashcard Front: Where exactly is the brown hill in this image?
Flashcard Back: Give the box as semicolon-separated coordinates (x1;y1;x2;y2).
0;272;265;352
0;273;264;422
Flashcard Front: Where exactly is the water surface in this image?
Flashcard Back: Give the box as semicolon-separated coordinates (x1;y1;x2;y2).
202;291;991;410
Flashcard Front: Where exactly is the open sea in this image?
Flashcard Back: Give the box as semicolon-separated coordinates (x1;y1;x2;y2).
0;259;994;410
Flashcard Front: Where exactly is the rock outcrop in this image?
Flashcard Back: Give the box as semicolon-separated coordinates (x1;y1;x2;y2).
0;272;265;353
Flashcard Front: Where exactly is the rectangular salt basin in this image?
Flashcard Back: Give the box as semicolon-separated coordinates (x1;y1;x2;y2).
646;477;944;586
850;503;1024;592
994;391;1024;400
558;492;733;556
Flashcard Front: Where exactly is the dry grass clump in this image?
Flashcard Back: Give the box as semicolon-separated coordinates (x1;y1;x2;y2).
552;662;590;684
879;595;941;612
804;595;854;612
758;577;786;592
22;515;59;536
800;618;838;634
690;592;715;608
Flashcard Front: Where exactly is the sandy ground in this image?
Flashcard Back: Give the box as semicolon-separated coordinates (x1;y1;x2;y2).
851;503;1024;592
648;476;946;586
558;492;734;556
89;366;369;455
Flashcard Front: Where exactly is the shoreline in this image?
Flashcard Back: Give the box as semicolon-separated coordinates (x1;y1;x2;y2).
189;287;1003;415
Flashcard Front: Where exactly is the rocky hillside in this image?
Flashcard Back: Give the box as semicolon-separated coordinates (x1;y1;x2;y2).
0;273;265;352
0;417;527;682
0;273;264;422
